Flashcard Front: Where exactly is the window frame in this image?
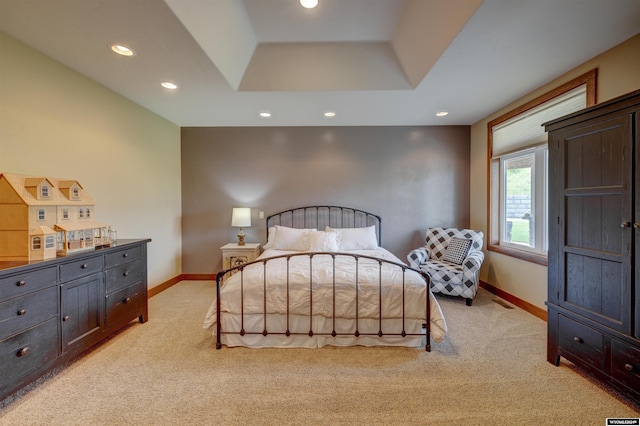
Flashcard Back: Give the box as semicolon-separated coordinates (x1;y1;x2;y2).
486;69;597;265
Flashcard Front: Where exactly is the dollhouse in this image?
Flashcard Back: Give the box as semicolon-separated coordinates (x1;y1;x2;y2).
0;173;112;261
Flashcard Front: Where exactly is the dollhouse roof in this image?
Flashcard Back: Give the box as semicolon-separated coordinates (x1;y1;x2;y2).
54;221;109;232
0;173;95;206
31;225;57;235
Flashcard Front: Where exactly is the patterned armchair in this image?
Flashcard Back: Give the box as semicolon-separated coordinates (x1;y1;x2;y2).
407;227;484;306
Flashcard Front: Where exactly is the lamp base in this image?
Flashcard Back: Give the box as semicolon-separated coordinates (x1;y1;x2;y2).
237;229;246;246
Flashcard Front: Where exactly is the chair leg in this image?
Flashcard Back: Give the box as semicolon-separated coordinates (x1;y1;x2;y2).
465;298;472;306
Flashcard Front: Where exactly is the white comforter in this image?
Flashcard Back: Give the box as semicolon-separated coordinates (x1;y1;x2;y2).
203;248;447;344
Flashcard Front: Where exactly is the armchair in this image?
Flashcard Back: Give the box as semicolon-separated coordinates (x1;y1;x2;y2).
407;227;484;306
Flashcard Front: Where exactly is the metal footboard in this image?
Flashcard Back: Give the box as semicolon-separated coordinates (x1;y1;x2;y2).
215;252;432;351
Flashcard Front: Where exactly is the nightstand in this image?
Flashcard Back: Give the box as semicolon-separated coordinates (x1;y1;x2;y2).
221;243;262;271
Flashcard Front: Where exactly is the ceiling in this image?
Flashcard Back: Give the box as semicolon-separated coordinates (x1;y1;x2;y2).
1;0;640;127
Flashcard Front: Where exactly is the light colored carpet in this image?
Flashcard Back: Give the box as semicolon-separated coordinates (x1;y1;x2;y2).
1;281;639;425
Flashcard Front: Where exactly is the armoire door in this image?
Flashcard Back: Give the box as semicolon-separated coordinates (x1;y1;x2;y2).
555;113;633;334
636;112;640;339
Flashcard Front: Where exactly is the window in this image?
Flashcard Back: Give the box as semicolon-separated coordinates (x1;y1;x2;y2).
79;208;86;219
487;70;596;264
62;209;69;220
38;209;45;220
45;235;55;249
41;185;49;198
72;187;79;199
32;236;41;250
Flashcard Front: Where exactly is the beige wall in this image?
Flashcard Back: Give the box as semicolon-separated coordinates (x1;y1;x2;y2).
0;32;182;289
470;33;640;310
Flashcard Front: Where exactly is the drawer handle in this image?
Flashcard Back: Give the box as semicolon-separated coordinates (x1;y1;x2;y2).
634;223;640;229
81;263;88;269
621;221;631;228
17;309;26;316
123;253;129;258
17;347;30;357
123;271;129;277
123;297;132;304
625;363;635;372
17;280;26;287
63;315;70;321
573;337;583;344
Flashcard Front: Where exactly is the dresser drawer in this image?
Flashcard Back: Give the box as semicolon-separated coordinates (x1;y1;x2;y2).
558;315;604;370
105;261;143;294
105;246;141;268
0;266;57;300
611;339;640;391
105;281;145;327
0;286;58;340
0;318;58;390
59;255;103;282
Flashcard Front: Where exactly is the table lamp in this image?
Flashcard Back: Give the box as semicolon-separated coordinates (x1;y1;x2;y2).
231;207;251;246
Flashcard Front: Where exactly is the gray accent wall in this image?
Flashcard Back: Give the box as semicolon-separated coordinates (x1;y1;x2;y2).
181;126;470;273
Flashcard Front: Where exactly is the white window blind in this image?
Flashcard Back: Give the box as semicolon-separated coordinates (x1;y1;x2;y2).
492;85;586;157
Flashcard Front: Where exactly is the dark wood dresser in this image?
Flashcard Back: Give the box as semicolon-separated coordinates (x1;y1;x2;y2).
546;89;640;404
0;238;150;401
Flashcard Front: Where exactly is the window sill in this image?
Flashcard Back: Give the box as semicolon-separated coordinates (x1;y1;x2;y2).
487;244;548;266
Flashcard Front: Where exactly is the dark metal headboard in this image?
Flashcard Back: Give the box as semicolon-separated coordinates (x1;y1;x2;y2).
266;206;382;245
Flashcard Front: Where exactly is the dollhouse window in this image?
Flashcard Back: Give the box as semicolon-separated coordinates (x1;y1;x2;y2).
45;236;55;248
32;237;41;250
86;208;91;218
72;187;80;199
38;209;45;220
62;209;69;220
79;208;86;218
41;185;50;198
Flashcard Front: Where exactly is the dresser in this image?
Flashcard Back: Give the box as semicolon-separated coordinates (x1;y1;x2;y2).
545;89;640;404
0;238;150;401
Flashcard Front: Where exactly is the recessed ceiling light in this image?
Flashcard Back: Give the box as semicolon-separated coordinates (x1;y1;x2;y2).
259;112;271;118
161;82;178;90
110;44;136;57
324;111;336;117
300;0;318;9
436;111;449;117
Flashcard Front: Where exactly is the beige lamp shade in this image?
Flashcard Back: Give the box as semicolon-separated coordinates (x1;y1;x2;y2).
231;208;251;227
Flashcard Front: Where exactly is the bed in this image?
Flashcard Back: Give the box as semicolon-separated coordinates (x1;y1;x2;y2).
203;206;447;350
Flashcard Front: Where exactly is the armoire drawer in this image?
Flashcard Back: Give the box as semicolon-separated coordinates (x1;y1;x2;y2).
611;339;640;392
558;315;604;370
105;246;141;268
105;281;145;327
59;255;103;282
0;266;57;300
0;318;59;389
0;286;58;340
105;262;143;293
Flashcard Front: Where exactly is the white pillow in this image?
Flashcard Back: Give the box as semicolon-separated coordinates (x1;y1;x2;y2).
325;225;378;250
264;226;276;249
270;225;317;251
307;231;339;252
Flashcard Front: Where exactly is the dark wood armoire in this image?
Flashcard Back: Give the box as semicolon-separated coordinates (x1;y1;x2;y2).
545;89;640;404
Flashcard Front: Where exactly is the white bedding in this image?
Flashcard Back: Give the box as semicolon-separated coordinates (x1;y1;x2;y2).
203;247;447;348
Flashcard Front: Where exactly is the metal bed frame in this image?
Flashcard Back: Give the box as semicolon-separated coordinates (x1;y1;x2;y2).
215;206;432;351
